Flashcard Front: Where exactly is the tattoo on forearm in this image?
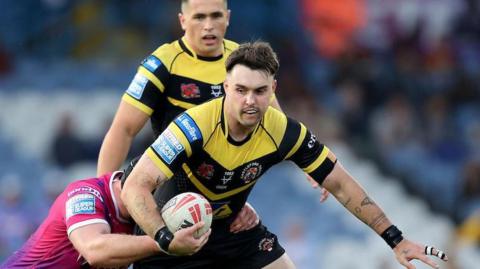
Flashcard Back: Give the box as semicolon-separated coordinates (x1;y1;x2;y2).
355;207;362;214
361;196;374;207
369;213;387;229
342;197;352;207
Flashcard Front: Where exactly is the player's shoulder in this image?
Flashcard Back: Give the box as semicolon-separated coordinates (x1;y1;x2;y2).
263;107;304;145
223;39;239;55
174;97;223;140
63;177;106;201
150;39;184;67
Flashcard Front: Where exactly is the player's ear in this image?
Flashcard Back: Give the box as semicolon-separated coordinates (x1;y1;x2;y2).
179;13;187;31
272;79;277;93
226;10;231;27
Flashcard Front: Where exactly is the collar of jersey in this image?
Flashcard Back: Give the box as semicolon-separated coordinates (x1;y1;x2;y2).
179;37;224;62
109;171;131;224
220;97;262;146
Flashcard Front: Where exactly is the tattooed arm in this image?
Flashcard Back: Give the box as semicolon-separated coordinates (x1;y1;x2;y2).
321;161;391;235
121;154;167;238
321;161;447;269
121;154;210;256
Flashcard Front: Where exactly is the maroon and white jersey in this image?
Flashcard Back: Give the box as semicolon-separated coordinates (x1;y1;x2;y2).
1;172;133;269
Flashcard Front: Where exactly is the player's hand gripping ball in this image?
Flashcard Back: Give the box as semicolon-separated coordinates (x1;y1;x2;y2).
161;192;213;238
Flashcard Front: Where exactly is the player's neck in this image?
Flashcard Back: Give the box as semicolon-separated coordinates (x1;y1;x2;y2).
183;36;223;58
112;180;130;219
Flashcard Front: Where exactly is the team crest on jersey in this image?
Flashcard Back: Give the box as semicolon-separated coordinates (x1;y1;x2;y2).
152;129;184;164
258;237;275;252
65;193;96;219
240;162;262;184
196;162;214;180
126;73;148;100
181;83;201;99
142;55;162;73
211;85;223;97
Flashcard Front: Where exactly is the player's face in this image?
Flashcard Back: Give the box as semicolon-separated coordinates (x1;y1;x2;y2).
224;65;276;131
179;0;230;57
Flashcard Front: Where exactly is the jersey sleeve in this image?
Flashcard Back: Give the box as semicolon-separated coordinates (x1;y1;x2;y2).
146;112;204;178
122;51;171;115
64;185;110;236
284;120;337;185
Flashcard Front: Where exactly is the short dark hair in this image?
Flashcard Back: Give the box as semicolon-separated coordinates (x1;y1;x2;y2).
181;0;228;10
226;41;279;76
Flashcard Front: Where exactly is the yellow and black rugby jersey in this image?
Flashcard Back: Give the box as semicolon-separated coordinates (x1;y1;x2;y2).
146;97;337;223
122;37;239;136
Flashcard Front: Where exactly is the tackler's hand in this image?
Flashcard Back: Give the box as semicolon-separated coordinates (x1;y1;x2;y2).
306;174;329;202
230;202;260;233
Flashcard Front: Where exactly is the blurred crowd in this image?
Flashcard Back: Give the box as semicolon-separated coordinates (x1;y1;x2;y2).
0;0;479;264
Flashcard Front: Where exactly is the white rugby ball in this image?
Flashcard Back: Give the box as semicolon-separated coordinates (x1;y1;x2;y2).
161;192;212;238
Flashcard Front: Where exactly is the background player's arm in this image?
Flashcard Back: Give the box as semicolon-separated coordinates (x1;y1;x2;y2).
97;100;149;176
321;158;446;269
69;223;160;267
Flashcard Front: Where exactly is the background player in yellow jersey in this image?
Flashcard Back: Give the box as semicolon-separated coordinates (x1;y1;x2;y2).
121;42;449;269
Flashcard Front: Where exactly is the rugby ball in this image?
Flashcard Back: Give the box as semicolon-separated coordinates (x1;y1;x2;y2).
161;192;212;238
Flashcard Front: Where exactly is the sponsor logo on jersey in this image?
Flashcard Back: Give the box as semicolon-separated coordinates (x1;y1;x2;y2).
211;85;223;97
67;187;103;202
174;113;202;143
181;83;201;99
152;130;184;164
126;73;148;99
307;133;317;149
240;162;262;183
258;237;275;252
196;162;215;180
66;193;96;219
142;55;162;73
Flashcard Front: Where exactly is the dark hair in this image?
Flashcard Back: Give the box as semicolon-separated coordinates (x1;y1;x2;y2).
120;156;141;188
225;41;279;76
181;0;228;9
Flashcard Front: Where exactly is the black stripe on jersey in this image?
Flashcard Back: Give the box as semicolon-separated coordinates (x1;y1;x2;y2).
129;80;163;109
168;74;224;106
152;59;170;87
309;158;337;185
277;117;301;161
289;130;324;168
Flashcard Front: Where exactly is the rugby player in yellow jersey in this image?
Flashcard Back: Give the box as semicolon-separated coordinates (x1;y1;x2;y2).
97;0;327;234
121;42;449;269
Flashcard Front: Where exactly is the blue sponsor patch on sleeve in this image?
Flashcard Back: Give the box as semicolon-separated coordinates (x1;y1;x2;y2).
65;193;96;219
126;73;148;99
152;130;185;164
142;55;162;73
174;113;202;143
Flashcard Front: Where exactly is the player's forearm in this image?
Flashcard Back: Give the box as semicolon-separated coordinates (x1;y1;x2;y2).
97;129;134;176
83;234;159;267
323;163;392;235
121;174;165;238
